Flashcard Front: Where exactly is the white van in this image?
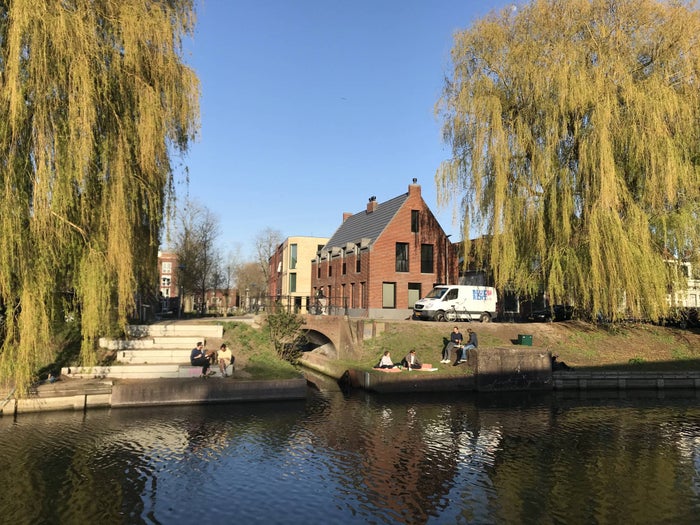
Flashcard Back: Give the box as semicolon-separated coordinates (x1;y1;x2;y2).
412;285;498;322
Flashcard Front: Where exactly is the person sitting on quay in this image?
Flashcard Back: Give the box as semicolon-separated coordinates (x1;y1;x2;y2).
401;349;422;370
443;326;463;364
454;328;477;365
190;341;214;377
217;343;235;377
374;350;396;369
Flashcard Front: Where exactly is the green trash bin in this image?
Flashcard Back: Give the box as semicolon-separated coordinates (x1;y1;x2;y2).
518;334;533;346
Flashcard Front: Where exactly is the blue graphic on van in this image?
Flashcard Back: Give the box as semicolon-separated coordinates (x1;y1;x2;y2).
472;289;492;301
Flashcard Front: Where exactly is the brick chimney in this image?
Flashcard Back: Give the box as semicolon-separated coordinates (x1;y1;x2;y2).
366;196;378;213
342;212;352;222
408;178;421;196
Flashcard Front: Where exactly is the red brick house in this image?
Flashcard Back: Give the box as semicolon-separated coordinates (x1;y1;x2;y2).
311;179;456;319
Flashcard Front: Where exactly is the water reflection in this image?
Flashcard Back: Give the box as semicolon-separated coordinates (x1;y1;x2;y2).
0;390;699;524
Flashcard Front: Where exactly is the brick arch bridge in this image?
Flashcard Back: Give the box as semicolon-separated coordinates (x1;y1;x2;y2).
302;315;378;360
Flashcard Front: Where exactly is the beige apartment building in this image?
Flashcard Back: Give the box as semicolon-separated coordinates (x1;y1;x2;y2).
269;236;329;313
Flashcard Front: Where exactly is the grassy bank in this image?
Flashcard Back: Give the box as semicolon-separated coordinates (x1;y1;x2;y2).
217;321;301;380
357;319;700;372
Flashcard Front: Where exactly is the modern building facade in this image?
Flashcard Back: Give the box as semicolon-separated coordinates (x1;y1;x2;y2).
269;236;329;313
311;180;456;319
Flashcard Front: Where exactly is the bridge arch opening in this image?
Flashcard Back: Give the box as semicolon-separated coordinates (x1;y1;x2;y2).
303;329;337;359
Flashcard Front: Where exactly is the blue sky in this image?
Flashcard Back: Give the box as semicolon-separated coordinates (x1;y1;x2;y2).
177;0;514;259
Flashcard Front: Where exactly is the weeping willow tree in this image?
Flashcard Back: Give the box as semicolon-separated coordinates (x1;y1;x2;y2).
436;0;700;321
0;0;199;395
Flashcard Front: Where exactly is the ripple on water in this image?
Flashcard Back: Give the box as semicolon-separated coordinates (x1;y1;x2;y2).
1;394;699;524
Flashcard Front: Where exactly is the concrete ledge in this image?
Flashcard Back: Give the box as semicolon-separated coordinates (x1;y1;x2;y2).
553;371;700;390
9;379;113;414
2;376;306;415
15;394;113;413
475;347;552;392
349;368;475;393
111;377;307;408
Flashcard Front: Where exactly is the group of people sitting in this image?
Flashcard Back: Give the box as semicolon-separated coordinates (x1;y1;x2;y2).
443;326;477;365
375;349;423;370
190;341;235;377
374;326;478;370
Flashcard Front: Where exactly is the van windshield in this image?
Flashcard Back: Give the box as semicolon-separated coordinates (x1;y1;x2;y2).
424;288;447;299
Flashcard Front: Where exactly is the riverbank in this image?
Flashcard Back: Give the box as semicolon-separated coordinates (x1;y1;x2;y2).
2;317;699;415
5;363;700;416
299;350;700;393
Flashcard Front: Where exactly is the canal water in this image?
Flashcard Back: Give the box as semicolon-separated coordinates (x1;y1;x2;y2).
0;385;699;524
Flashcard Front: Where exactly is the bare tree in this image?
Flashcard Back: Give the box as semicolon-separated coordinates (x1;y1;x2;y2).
221;245;242;315
237;261;266;312
173;200;221;315
254;228;282;285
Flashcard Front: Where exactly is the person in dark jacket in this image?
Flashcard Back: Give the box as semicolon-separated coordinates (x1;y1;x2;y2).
443;326;463;363
190;342;213;377
455;329;477;365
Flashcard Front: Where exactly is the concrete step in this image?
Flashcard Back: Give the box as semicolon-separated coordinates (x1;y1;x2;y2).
62;364;182;379
61;363;234;380
99;336;202;350
115;349;191;364
126;324;223;338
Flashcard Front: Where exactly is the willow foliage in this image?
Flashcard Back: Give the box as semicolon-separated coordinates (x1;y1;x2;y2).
437;0;700;321
0;0;199;395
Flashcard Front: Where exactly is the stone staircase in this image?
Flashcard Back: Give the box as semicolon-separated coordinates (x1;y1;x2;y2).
62;323;227;379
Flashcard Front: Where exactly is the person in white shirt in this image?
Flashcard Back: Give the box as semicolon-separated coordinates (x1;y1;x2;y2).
217;343;234;377
375;350;395;369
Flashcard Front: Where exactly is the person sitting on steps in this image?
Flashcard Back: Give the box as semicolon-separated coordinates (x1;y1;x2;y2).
217;343;235;377
190;341;214;377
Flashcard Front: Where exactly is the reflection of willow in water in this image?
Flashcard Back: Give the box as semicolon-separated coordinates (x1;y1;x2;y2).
0;410;152;523
0;402;308;524
1;391;699;523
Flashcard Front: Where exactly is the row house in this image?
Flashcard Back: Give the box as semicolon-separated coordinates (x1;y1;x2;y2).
157;251;179;315
311;179;456;320
158;251;179;299
268;236;329;313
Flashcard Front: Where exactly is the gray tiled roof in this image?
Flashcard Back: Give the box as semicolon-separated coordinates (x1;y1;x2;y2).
322;193;409;251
